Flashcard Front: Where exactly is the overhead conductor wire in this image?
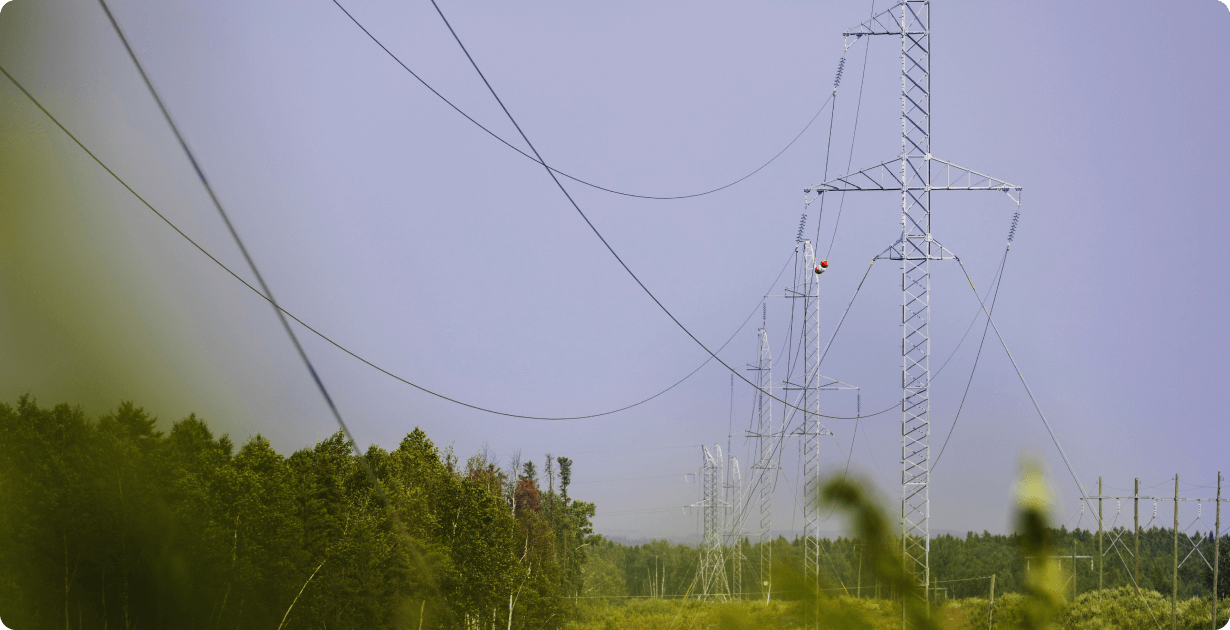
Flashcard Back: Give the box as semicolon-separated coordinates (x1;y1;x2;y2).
954;246;1102;497
825;8;874;261
0;47;818;423
80;2;473;609
955;247;1168;630
809;45;848;246
821;0;874;486
946;206;1162;630
763;37;868;475
331;0;835;201
425;0;877;421
0;51;799;422
931;244;1010;472
92;0;378;479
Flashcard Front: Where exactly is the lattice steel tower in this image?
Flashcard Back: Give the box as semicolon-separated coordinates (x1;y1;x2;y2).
804;0;1021;606
781;239;833;601
725;456;743;598
694;445;730;600
747;326;776;601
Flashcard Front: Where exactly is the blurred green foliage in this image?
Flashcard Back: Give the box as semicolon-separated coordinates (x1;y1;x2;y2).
0;396;593;629
3;395;1226;630
568;464;1228;630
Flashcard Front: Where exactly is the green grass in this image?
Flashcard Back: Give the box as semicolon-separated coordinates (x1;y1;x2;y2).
564;591;1230;630
566;596;912;630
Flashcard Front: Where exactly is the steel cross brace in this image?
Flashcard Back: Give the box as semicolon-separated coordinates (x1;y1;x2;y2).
798;4;1023;618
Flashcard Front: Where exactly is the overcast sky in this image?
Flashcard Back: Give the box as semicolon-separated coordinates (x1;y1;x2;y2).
2;0;1228;543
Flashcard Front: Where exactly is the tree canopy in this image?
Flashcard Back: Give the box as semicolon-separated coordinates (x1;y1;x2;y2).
0;396;594;629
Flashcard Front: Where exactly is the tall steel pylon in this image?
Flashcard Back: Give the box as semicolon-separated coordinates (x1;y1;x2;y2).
781;239;832;604
747;326;776;601
725;456;744;598
805;0;1022;609
694;444;730;600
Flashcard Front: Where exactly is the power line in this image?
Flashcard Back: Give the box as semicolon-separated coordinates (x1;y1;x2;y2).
0;62;826;423
816;258;876;369
426;0;877;422
596;507;685;517
88;1;417;553
82;3;468;606
566;445;699;455
954;256;1102;517
331;0;836;201
0;61;793;423
824;1;875;261
771;246;1019;463
932;247;1011;472
574;473;690;485
809;53;844;245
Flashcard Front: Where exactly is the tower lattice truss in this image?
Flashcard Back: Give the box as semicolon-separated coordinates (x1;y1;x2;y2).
803;0;1022;603
749;327;775;599
695;445;730;600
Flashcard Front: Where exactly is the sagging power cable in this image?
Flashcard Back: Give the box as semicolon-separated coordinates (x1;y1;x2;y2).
825;10;875;261
95;0;366;456
427;0;878;421
85;2;469;610
0;60;813;421
932;246;1010;472
952;238;1108;523
332;0;839;201
809;48;847;246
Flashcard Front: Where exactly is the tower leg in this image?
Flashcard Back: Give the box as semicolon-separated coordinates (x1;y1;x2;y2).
898;2;932;615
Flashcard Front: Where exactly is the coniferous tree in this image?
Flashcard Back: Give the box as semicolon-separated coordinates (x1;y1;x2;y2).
0;397;586;630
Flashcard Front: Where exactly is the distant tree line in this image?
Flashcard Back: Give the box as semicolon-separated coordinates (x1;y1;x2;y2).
0;396;594;629
583;526;1230;602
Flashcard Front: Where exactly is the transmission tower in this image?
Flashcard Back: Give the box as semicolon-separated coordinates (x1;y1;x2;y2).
693;444;730;600
747;326;776;601
780;239;835;599
725;456;744;598
804;0;1022;607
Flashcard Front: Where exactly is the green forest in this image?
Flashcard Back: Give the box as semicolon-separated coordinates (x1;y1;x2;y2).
0;396;592;629
582;527;1230;602
1;396;1227;630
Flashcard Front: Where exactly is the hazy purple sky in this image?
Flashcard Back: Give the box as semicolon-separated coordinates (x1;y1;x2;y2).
2;0;1228;542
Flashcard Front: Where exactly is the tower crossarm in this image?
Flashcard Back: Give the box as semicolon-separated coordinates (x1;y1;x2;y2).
874;236;956;262
783;375;859;391
805;158;903;193
806;156;1022;203
842;1;917;37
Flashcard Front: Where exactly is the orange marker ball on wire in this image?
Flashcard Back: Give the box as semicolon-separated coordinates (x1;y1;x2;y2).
814;260;829;275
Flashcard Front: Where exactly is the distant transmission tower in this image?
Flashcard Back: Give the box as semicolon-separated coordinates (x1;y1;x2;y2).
725;456;744;598
694;445;730;600
805;0;1022;607
782;239;833;598
747;325;776;601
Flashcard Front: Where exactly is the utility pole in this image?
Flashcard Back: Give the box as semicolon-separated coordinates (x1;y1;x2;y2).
807;4;1022;617
1215;471;1222;630
987;574;995;630
1087;477;1230;625
1173;474;1179;630
1135;477;1140;584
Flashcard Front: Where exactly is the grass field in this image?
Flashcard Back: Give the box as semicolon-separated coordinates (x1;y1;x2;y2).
564;589;1230;630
